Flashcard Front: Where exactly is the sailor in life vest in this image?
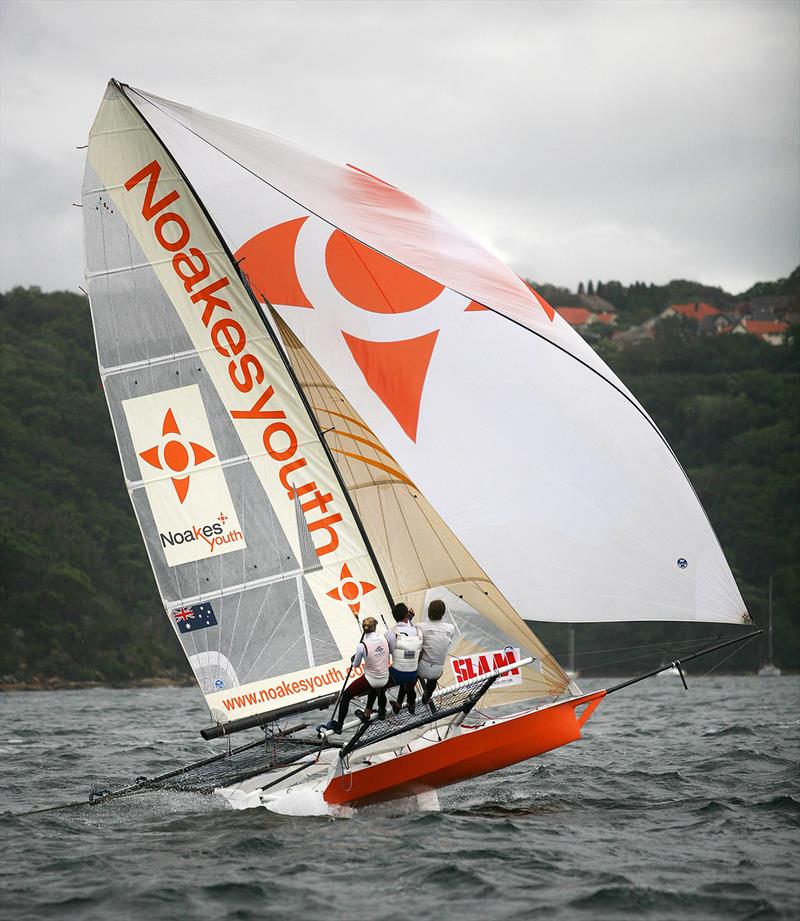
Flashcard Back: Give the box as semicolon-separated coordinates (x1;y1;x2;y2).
327;617;389;733
386;602;424;715
417;598;456;704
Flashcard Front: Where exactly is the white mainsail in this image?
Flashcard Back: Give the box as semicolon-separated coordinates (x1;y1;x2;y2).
83;82;392;724
113;84;749;628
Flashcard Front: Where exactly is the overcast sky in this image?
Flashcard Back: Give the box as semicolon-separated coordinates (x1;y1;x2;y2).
1;0;798;295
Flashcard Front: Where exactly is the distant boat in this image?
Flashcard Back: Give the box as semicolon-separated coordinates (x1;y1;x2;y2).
759;575;782;677
74;79;760;812
758;663;782;677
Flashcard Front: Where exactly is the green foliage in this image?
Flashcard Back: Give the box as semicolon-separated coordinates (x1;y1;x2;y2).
737;265;800;300
0;284;797;682
0;287;190;683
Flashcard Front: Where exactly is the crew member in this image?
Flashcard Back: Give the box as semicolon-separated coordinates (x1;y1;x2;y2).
386;602;423;714
326;617;389;733
418;598;456;704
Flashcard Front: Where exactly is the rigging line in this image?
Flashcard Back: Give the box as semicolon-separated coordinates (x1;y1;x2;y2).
239;584;286;678
701;636;757;677
576;635;749;674
557;633;729;661
124;83;746;589
121;85;675;458
119;81;397;616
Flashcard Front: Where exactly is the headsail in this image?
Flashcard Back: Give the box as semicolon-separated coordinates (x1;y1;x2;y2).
82;82;392;724
115;84;749;627
270;312;569;705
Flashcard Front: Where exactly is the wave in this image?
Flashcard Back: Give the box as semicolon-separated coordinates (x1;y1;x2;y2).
702;724;755;738
570;884;776;917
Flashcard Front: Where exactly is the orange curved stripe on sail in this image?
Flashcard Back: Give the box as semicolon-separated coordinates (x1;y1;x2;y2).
331;428;397;461
330;448;416;489
311;405;377;437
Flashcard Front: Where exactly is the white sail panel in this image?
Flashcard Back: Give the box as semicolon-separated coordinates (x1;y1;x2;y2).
118;84;748;626
83;82;393;724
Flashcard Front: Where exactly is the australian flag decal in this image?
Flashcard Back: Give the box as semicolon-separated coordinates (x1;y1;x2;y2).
172;602;218;634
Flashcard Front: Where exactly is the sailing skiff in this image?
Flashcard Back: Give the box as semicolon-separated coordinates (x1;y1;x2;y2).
73;80;757;812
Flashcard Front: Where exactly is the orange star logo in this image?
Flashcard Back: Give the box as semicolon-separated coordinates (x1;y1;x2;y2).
326;563;376;617
138;408;215;504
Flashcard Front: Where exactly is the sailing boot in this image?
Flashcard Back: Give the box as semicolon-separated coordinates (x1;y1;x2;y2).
355;708;372;724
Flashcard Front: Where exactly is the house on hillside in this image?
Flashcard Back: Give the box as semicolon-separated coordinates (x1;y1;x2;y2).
557;307;617;329
732;318;790;346
664;302;721;322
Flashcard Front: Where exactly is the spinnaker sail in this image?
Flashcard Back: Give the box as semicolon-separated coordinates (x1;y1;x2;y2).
111;83;749;628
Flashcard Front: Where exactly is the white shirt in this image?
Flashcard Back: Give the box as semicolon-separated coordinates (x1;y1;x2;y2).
417;620;456;679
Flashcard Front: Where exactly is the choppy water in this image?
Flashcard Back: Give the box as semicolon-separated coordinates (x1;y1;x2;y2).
1;676;798;920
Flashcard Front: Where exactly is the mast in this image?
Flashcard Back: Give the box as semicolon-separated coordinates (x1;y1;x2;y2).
568;624;575;674
768;574;773;664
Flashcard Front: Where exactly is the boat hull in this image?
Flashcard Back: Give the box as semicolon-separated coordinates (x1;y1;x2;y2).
323;690;605;807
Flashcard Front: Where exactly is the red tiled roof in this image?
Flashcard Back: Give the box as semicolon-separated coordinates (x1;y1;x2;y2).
671;302;720;320
594;312;615;325
558;307;593;326
744;319;789;335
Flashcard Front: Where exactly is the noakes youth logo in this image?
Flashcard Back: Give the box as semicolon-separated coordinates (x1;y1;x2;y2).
138;407;215;504
160;512;245;555
122;384;248;567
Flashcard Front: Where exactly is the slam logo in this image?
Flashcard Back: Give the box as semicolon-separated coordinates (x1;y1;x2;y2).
452;647;522;688
122;384;248;567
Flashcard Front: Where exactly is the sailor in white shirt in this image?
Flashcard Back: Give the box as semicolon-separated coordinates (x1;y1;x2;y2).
385;602;423;714
417;599;456;703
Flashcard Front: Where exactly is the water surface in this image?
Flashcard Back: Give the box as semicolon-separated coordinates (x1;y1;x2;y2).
1;676;798;920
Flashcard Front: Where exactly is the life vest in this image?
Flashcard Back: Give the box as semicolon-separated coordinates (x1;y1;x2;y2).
417;620;455;679
391;625;423;673
362;633;389;688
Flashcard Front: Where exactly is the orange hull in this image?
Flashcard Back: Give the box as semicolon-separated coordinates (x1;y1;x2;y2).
323;690;606;807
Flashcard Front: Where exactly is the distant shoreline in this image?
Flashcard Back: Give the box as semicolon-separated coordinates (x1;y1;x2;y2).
0;677;195;692
3;672;792;692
